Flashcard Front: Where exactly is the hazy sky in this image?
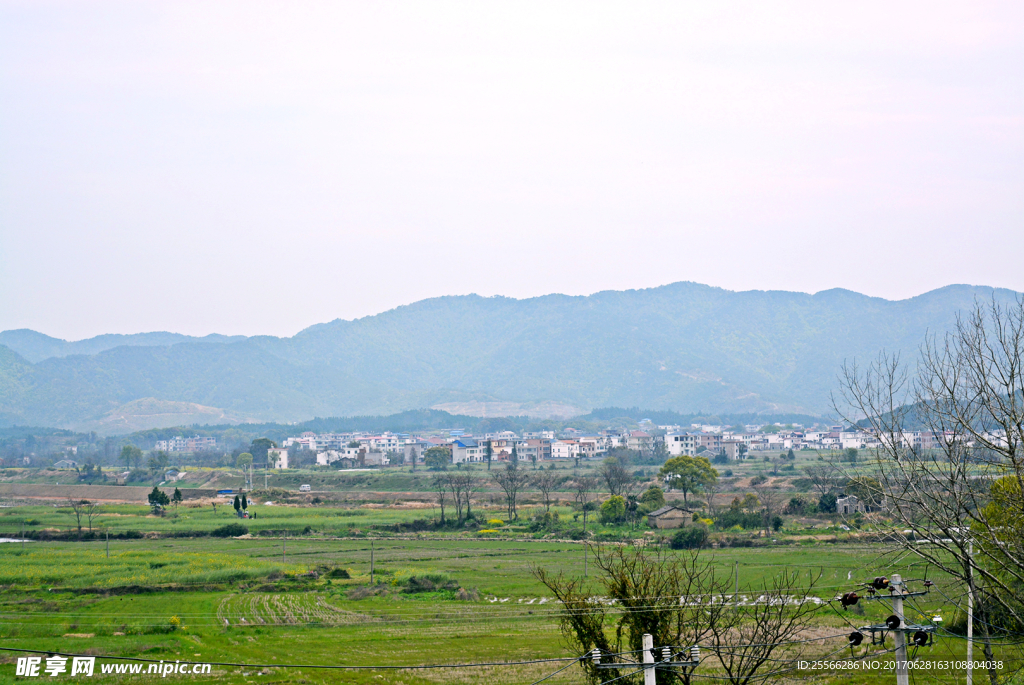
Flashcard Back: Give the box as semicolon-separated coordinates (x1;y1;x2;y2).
1;2;1022;340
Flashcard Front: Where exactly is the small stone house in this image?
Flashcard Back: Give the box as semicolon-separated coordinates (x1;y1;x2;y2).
647;505;692;529
836;495;867;515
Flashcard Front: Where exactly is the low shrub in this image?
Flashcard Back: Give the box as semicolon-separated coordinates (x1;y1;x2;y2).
210;523;248;538
391;518;432;533
347;585;385;600
405;574;459;594
669;526;708;550
599;496;626;524
713;510;762;530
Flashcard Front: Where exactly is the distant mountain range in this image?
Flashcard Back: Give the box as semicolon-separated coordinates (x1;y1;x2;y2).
0;282;1018;433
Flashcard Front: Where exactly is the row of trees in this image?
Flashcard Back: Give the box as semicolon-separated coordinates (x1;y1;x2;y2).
431;463;561;523
427;455;670;530
60;486;185;534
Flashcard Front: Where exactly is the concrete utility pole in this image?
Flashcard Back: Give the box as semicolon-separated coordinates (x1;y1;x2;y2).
918;530;974;685
967;541;974;685
891;574;909;685
282;534;286;562
593;634;700;681
642;633;655;685
105;530;109;558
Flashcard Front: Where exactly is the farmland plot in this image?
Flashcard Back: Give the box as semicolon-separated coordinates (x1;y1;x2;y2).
217;592;379;626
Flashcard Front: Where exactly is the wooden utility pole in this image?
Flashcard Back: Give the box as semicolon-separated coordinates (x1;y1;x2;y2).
370;541;375;584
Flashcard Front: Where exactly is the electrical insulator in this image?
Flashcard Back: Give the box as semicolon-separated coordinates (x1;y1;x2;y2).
848;631;864;646
923;580;934;588
662;646;671;662
840;592;860;608
912;631;929;646
872;577;890;590
886;615;901;630
591;648;601;665
690;646;700;663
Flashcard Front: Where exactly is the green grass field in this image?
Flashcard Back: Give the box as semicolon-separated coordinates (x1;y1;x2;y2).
0;521;1018;684
0;455;1019;684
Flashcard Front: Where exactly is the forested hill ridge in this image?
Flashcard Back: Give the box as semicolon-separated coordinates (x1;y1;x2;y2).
0;329;245;363
0;282;1018;433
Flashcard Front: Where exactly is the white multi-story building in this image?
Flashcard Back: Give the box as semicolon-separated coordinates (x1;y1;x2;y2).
451;439;483;464
155;436;217;452
550;440;580;459
268;447;289;469
315;445;366;466
284;436;318;451
485;431;519;440
839;431;876;449
666;433;698;456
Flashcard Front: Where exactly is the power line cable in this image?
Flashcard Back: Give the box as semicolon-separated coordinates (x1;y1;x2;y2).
527;658;582;685
0;646;578;671
597;666;646;685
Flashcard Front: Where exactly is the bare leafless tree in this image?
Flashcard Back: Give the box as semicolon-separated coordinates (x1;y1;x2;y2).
493;464;530;521
533;471;561;512
571;476;599;533
446;473;480;522
804;462;839;500
703;568;823;685
64;498;97;535
445;473;465;521
85;501;100;531
462;473;481;520
703;477;721;516
430;475;449;525
751;481;782;536
598;457;635;498
835;297;1024;685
